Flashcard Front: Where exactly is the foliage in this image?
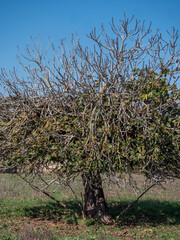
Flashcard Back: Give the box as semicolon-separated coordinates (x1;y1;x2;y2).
0;15;180;220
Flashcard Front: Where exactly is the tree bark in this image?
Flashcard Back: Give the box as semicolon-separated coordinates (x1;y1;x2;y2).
82;172;112;224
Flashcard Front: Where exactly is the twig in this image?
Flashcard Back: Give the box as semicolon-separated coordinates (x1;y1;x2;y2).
116;182;158;220
17;173;76;214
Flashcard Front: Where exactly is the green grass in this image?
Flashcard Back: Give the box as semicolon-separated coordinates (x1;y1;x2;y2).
0;174;180;239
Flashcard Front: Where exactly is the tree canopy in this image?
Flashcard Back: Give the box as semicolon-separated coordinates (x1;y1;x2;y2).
0;15;179;222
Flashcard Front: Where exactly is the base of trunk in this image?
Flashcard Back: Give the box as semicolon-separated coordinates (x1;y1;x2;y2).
82;173;112;224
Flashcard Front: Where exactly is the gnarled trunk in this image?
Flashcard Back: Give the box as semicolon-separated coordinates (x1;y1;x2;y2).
82;172;112;224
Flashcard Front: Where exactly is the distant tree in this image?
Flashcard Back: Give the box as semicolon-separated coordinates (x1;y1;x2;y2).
0;15;179;223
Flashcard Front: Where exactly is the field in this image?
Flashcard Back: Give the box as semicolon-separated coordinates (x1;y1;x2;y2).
0;173;180;240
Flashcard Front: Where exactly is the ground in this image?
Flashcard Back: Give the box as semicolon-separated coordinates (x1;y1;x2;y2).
0;174;180;239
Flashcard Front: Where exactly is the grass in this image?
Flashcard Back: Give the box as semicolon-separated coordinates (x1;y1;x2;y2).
0;173;180;239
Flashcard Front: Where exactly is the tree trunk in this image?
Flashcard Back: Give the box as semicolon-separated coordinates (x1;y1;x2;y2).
82;172;112;224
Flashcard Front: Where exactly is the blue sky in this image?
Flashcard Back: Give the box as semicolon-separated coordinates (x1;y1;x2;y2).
0;0;180;84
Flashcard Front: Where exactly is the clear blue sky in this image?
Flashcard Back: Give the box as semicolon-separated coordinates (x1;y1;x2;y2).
0;0;180;81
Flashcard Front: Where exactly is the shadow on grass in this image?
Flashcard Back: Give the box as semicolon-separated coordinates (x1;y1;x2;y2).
23;199;180;226
109;199;180;226
24;200;82;222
